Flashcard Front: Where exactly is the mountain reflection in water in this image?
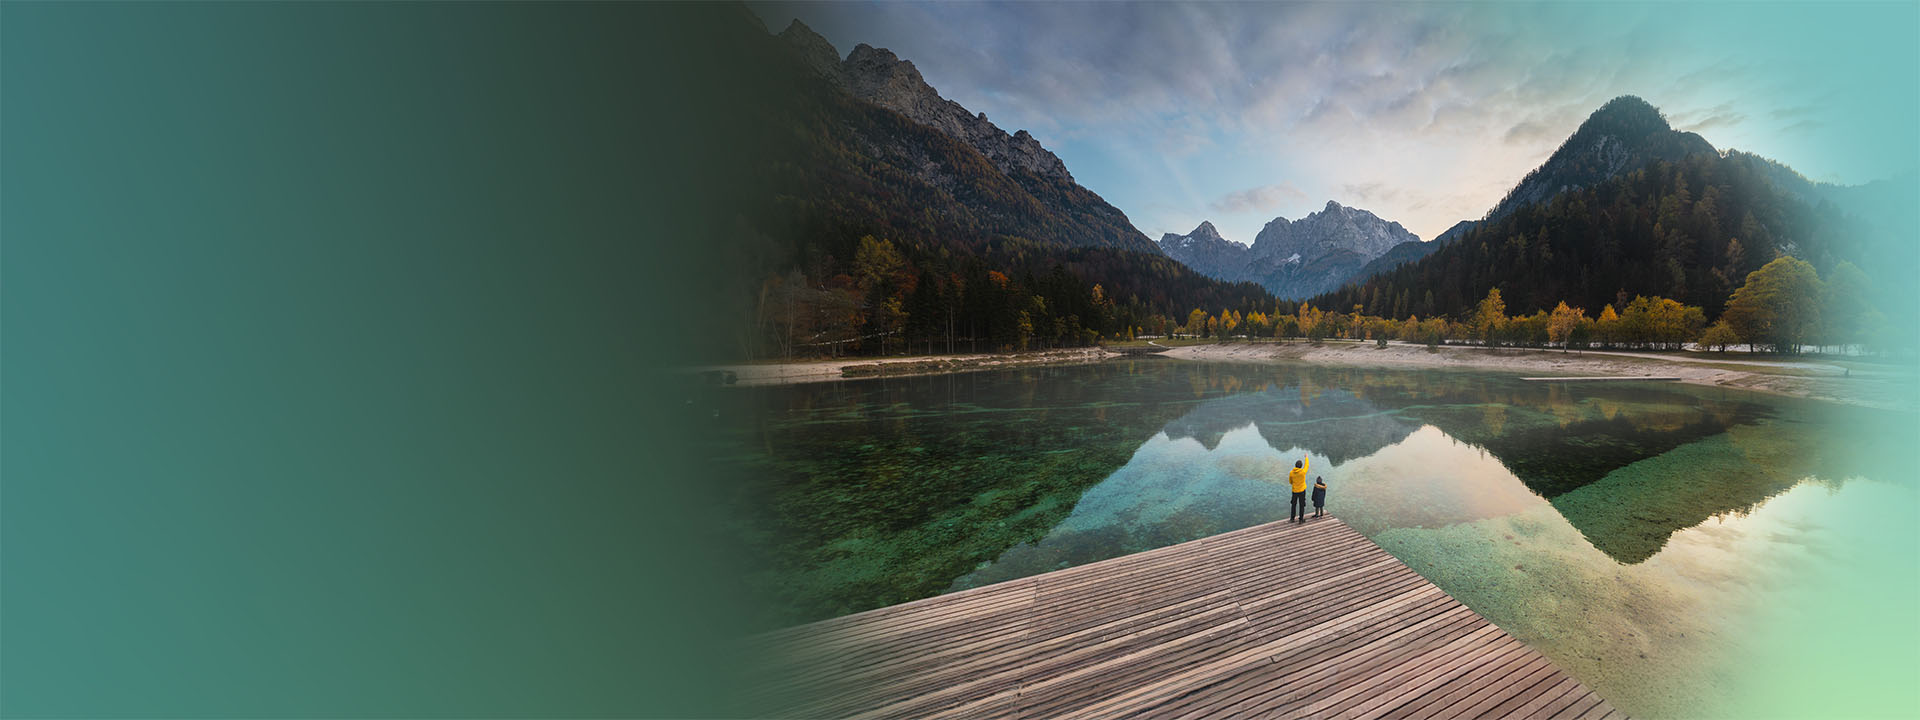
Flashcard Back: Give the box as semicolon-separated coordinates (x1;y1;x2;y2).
711;359;1915;717
709;360;1902;628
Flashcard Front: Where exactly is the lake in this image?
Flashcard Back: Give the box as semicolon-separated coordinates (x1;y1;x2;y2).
701;358;1919;718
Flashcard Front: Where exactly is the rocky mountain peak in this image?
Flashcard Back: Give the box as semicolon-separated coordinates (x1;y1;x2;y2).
1157;221;1250;279
1251;202;1414;260
1484;95;1715;222
758;20;1156;254
1578;95;1670;137
829;44;1072;183
1155;201;1419;299
778;20;844;82
843;43;931;100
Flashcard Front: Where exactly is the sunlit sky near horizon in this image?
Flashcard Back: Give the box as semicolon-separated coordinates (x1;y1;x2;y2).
751;1;1918;245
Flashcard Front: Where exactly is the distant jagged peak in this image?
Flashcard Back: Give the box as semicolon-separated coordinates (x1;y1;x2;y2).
1250;200;1417;265
1159;220;1234;248
1158;221;1251;280
1300;199;1402;230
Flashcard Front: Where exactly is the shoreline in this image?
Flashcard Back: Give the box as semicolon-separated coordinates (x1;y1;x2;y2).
1160;341;1913;411
698;347;1115;386
694;341;1912;411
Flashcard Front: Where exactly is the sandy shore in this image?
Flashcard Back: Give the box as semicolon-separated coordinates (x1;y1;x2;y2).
1162;340;1913;411
698;347;1114;386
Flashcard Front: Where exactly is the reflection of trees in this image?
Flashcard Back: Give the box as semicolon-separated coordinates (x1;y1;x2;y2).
1159;366;1906;569
1152;366;1874;566
1352;381;1773;499
723;360;1910;627
1550;405;1906;563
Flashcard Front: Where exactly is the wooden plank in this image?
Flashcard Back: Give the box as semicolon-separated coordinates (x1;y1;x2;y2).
1507;677;1585;719
1475;673;1575;718
1151;596;1472;719
1438;653;1564;718
746;516;1627;719
1390;640;1546;717
1552;690;1607;719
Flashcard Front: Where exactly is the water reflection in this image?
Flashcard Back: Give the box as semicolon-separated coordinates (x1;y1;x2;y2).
951;366;1827;583
711;359;1917;718
712;360;1907;619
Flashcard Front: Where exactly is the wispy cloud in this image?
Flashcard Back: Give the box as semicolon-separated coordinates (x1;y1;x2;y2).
1342;182;1401;205
754;1;1920;240
1211;182;1306;214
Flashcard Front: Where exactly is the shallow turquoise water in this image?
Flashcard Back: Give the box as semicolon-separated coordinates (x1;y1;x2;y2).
705;359;1919;718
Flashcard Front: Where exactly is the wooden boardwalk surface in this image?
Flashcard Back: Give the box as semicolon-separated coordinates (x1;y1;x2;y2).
747;517;1625;719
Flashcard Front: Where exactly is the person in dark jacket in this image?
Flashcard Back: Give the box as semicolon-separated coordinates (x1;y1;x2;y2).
1311;477;1327;518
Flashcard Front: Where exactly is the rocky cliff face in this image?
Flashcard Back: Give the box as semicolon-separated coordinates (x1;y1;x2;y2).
774;20;1154;254
1239;201;1420;298
1157;221;1250;280
1248;201;1416;266
1157;202;1421;299
779;21;1073;184
840;44;1073;183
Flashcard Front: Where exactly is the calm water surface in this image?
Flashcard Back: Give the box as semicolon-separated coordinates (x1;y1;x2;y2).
702;358;1919;718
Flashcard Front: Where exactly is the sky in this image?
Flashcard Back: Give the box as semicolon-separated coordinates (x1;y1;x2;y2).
751;2;1919;245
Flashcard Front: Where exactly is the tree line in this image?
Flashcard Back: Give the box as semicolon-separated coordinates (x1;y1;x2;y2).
1171;255;1883;354
756;235;1273;357
1309;151;1911;353
757;222;1889;359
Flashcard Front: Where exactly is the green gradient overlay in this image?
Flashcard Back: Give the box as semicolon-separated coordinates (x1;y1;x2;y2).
5;3;761;716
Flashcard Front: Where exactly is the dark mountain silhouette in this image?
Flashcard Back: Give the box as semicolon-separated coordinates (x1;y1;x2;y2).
728;17;1274;356
1313;97;1913;327
1485;96;1718;224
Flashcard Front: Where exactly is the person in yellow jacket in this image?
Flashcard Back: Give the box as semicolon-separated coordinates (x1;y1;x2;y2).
1287;455;1309;522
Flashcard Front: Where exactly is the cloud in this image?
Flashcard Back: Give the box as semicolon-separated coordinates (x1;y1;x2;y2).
1672;101;1746;133
1211;183;1307;214
759;0;1918;240
1342;182;1400;205
1781;118;1823;134
1680;112;1745;133
1769;105;1818;121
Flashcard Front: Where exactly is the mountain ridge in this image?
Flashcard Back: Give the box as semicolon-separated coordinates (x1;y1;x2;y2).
776;21;1146;256
1157;200;1419;299
730;13;1273;357
1484;95;1718;224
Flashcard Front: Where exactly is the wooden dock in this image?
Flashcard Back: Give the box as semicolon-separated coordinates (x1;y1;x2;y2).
747;517;1624;719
